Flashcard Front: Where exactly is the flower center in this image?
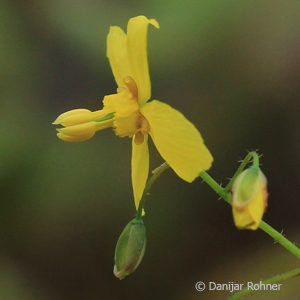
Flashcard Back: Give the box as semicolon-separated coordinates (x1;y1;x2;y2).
103;76;150;141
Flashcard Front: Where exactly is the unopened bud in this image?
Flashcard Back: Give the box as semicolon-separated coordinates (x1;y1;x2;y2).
232;166;268;230
113;217;146;280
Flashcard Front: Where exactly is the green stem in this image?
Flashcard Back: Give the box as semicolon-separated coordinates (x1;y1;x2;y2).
199;171;231;204
252;152;259;167
136;162;170;219
260;221;300;259
199;171;300;260
224;151;259;192
229;267;300;300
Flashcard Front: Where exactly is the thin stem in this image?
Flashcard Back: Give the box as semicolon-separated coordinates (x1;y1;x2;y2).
136;162;170;219
135;161;300;297
136;163;300;261
229;267;300;300
260;221;300;259
199;170;300;260
224;151;259;192
199;171;231;204
251;152;259;167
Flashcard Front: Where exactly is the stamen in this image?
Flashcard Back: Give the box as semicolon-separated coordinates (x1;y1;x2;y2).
134;132;144;145
133;114;150;145
123;76;138;100
139;114;150;135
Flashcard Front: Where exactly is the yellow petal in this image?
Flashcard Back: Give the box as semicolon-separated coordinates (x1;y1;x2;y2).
127;16;159;104
102;91;140;137
141;100;213;182
107;26;131;88
131;135;149;209
103;91;138;118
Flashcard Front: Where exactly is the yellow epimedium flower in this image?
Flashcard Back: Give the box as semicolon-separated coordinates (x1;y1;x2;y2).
232;166;268;230
53;16;213;209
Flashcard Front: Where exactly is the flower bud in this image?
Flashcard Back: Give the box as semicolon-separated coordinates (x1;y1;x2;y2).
232;166;268;230
113;217;146;280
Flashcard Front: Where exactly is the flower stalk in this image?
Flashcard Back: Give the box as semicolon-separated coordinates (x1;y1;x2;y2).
136;162;170;219
229;267;300;300
138;158;300;261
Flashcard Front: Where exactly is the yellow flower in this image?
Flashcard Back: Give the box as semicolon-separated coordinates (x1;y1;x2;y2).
232;167;268;230
53;16;213;209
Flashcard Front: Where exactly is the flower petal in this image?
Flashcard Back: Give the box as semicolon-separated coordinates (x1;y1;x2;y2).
131;135;149;209
103;91;138;118
141;100;213;182
127;16;159;104
107;26;131;88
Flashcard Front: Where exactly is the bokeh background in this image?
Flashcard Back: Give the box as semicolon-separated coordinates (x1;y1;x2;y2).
1;1;299;299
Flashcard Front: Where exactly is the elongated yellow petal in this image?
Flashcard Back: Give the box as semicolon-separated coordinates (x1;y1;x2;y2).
107;26;131;88
141;100;213;182
127;16;159;104
131;135;149;209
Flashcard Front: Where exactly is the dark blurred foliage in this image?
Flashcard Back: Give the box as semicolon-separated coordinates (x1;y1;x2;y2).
0;1;299;299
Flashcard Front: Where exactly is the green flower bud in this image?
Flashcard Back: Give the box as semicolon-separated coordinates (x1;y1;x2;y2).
113;217;146;280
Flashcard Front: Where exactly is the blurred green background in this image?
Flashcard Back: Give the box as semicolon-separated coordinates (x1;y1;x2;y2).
1;1;299;299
